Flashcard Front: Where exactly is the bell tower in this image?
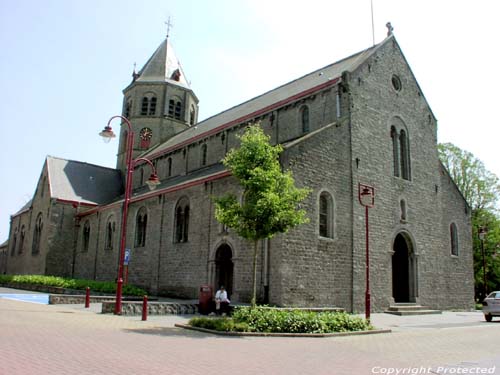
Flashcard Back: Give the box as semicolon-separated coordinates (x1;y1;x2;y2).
116;33;199;171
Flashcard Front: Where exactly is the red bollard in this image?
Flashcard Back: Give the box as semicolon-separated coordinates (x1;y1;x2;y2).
85;287;90;308
141;295;148;321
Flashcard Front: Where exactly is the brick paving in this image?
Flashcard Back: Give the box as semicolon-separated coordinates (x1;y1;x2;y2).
1;294;499;375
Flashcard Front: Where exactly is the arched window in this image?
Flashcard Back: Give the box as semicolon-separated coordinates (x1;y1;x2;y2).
319;192;334;239
135;207;147;247
11;227;18;256
105;217;115;250
149;97;157;115
82;221;90;252
301;106;310;133
124;99;132;119
175;101;182;120
399;129;410;180
175;198;190;243
32;213;43;254
19;225;25;254
201;144;208;166
391;126;400;177
140;95;157;116
450;223;459;256
390;120;411;181
141;97;149;116
168;99;183;120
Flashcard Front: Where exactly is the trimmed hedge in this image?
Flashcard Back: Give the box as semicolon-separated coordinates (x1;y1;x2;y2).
189;306;373;334
0;274;147;297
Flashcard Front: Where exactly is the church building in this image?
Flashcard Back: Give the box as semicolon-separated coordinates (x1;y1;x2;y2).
5;31;474;312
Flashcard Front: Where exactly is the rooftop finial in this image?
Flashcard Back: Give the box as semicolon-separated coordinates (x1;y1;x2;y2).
386;22;394;36
165;16;173;39
132;62;139;81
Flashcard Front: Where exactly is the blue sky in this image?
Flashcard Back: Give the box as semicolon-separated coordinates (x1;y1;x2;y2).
1;0;499;243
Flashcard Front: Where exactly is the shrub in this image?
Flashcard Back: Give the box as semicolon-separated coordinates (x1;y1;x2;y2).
0;274;146;296
232;307;373;333
188;307;372;334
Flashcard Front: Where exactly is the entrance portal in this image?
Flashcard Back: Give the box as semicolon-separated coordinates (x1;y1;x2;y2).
215;244;233;297
392;233;417;303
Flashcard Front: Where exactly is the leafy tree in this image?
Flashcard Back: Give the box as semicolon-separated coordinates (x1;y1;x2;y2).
473;209;500;299
438;142;500;213
213;124;310;307
438;143;500;299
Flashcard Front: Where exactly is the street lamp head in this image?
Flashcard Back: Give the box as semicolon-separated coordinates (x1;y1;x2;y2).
99;125;116;143
145;173;161;191
479;227;487;240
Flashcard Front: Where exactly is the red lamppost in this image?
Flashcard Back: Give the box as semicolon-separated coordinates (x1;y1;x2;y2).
358;183;375;321
99;115;160;315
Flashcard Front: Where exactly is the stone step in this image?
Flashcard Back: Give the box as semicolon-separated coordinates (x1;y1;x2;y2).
385;304;442;316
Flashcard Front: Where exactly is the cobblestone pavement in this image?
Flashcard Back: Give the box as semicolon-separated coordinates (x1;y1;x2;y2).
1;291;499;375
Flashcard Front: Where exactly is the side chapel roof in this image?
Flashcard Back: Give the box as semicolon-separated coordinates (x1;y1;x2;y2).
46;156;123;206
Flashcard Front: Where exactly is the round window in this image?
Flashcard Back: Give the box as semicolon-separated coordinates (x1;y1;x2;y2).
391;75;402;91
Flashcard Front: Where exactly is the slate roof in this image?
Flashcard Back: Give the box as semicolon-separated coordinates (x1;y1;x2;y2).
46;156;123;205
135;38;191;90
142;37;388;161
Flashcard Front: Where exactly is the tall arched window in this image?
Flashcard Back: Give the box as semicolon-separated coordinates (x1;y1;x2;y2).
149;97;157;115
19;225;25;254
190;105;196;125
168;99;183;120
11;227;18;256
450;223;459;256
82;220;91;252
141;97;149;115
124;99;132;118
319;192;334;239
301;106;310;133
175;101;182;119
390;120;411;181
399;129;410;180
201;144;208;166
135;207;147;247
167;157;172;177
32;213;43;254
105;217;115;250
391;126;400;177
175;198;190;243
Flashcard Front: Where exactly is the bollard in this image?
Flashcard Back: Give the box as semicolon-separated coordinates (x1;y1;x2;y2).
85;287;90;308
142;295;148;321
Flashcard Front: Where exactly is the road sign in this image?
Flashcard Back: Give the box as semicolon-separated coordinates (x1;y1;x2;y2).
124;248;131;266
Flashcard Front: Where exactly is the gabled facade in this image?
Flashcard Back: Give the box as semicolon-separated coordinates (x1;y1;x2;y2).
5;35;474;312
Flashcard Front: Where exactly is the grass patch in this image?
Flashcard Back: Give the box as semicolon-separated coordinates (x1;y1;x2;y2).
189;306;373;334
0;274;147;296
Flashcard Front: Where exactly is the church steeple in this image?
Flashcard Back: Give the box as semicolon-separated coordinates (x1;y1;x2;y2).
117;32;199;171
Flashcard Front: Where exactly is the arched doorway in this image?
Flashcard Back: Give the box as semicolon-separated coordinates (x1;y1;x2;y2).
215;244;233;297
392;233;417;303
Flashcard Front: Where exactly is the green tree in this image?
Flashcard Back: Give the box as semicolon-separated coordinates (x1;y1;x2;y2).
438;142;500;212
213;124;310;307
438;142;500;299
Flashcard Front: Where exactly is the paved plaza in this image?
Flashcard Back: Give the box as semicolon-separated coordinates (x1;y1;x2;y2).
1;287;499;375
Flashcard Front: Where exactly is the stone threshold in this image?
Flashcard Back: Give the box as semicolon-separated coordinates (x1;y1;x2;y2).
174;323;391;337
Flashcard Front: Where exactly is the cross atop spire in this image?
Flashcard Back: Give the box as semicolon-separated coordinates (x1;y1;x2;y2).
165;17;173;39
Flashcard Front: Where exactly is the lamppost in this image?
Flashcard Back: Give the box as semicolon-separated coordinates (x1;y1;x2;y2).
358;183;375;321
478;227;488;299
99;115;160;315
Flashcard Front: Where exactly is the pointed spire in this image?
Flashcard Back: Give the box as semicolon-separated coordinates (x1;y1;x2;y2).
135;36;190;88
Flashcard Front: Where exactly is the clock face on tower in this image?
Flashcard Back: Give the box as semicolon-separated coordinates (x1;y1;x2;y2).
139;127;153;141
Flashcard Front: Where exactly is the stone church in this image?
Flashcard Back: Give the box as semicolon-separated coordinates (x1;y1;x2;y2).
5;32;474;312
